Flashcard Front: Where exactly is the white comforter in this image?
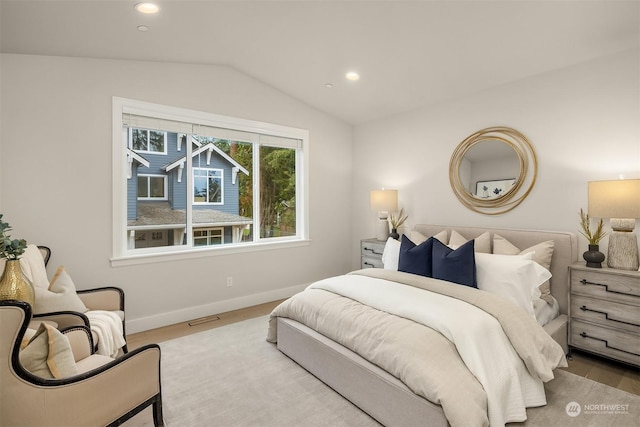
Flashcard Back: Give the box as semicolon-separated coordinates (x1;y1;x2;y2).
268;269;567;427
310;274;544;426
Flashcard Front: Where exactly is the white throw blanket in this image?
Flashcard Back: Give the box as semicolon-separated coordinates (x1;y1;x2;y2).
308;274;547;427
86;310;126;358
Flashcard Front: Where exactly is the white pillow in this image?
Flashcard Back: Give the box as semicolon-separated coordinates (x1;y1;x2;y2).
493;234;555;302
448;230;491;253
475;252;551;316
33;266;88;314
381;237;401;271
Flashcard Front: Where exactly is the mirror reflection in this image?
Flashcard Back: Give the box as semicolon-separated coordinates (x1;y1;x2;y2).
459;140;520;199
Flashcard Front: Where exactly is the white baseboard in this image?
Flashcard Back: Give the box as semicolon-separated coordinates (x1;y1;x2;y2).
126;283;308;334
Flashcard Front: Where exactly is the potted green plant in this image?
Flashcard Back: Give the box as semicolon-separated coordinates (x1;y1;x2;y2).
388;208;408;240
0;214;33;305
579;208;607;268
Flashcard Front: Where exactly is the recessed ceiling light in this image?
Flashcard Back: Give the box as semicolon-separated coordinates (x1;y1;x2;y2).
134;3;160;14
325;83;333;88
346;71;360;81
137;25;150;32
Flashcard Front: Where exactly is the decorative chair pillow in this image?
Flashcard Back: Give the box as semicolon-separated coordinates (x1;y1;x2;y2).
19;323;78;379
33;266;89;314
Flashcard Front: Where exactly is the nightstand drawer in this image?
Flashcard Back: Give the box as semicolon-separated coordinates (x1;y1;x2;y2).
570;319;640;366
571;295;640;334
360;238;386;269
571;269;640;306
361;256;384;269
361;240;385;257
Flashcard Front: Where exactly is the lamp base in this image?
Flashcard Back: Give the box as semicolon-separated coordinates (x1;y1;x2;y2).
376;218;389;241
607;230;639;271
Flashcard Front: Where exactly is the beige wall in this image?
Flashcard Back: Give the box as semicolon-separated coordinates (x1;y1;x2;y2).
0;54;353;332
351;48;640;268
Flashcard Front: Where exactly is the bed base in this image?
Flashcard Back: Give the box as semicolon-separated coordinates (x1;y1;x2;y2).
277;317;448;427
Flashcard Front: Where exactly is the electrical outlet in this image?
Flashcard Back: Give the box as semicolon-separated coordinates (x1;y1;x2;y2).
226;277;233;287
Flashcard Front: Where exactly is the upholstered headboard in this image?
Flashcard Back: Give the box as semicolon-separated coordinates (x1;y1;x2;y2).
413;225;578;315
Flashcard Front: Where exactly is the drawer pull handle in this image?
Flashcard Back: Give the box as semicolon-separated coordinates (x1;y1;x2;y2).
363;247;383;256
363;262;376;268
578;332;640;357
579;279;636;297
579;305;640;327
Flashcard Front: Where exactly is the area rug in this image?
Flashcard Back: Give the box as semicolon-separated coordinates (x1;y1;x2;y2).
124;316;639;427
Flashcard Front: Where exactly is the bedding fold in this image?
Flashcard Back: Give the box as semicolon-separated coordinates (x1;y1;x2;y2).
351;268;568;381
269;288;490;427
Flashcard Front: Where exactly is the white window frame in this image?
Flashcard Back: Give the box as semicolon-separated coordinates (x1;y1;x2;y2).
137;174;168;200
193;167;224;205
130;128;168;155
112;97;309;266
193;227;224;246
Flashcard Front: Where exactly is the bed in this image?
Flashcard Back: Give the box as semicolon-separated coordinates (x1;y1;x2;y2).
267;225;578;427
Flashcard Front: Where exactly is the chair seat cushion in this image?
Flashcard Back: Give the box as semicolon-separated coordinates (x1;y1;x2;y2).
75;354;114;374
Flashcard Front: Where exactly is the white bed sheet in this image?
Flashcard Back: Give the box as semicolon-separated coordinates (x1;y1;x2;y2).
534;295;560;327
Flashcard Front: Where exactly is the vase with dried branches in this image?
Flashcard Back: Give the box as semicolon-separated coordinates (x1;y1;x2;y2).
388;208;408;240
579;208;607;268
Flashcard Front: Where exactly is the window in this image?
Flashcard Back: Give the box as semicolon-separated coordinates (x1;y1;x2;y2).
193;228;223;246
113;98;308;263
131;128;167;154
193;168;223;204
137;175;167;200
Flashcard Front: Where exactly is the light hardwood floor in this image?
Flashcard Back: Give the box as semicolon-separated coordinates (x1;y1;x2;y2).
128;300;639;396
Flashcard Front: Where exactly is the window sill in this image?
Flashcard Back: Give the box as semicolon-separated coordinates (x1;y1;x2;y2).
110;239;311;267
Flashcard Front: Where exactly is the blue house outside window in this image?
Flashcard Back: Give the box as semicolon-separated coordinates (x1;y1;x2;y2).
194;168;223;204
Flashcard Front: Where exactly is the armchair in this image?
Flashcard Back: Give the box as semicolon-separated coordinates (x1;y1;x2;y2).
0;300;163;426
32;246;128;354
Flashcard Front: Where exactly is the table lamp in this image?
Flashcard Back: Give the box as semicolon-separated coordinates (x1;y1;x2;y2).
370;189;398;241
588;179;640;270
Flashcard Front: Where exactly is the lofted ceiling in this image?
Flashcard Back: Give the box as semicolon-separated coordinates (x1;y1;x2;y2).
1;0;638;125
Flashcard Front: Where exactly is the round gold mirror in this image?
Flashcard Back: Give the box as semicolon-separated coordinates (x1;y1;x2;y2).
449;127;537;215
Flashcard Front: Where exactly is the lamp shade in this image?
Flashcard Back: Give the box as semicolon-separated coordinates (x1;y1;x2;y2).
588;179;640;219
370;190;398;212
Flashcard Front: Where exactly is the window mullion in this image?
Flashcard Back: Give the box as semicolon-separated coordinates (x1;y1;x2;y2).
186;132;194;247
253;143;261;242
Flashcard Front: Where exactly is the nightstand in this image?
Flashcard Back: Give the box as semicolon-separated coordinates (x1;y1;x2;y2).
569;263;640;367
361;238;385;269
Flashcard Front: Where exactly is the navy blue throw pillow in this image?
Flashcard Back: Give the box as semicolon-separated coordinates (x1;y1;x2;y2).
432;238;477;288
398;235;433;277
